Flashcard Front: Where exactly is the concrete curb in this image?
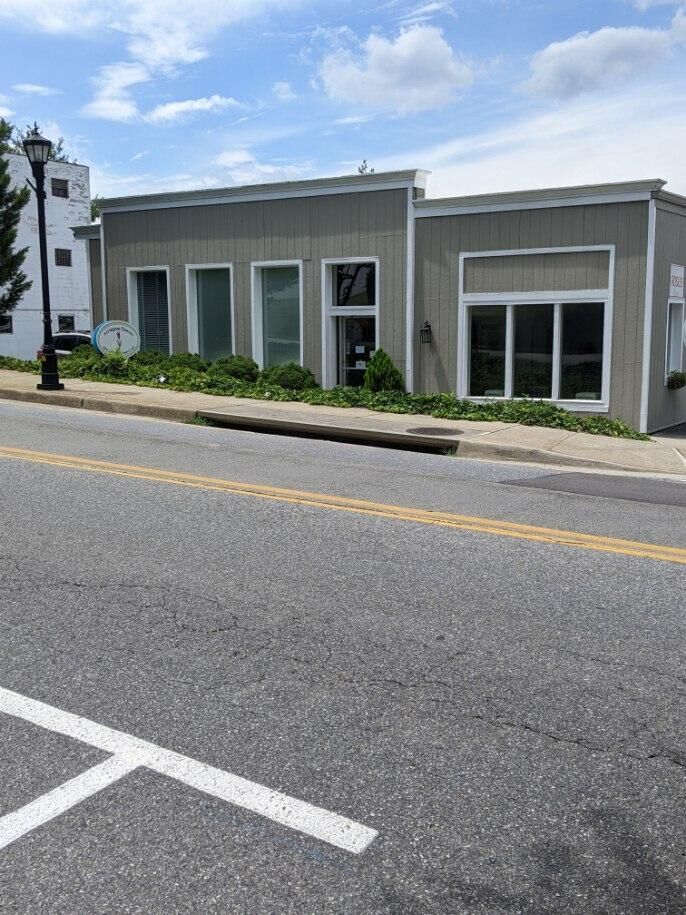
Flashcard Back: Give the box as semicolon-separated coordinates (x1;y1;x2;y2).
1;383;681;476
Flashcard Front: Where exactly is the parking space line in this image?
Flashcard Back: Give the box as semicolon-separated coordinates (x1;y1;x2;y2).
0;755;139;852
0;687;377;854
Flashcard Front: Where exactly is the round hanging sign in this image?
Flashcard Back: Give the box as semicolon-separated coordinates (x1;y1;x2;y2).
92;321;141;358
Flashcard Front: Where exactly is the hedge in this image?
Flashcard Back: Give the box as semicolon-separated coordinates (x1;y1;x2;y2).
0;350;650;440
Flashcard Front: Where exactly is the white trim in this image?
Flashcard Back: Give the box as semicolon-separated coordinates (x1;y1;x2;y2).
250;260;304;369
184;263;235;357
405;187;415;392
320;257;380;388
126;265;173;354
100;221;107;321
457;246;614;412
83;236;94;328
102;178;420;216
414;192;653;219
639;199;657;433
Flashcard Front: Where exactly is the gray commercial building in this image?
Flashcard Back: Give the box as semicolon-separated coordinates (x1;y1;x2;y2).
74;170;686;433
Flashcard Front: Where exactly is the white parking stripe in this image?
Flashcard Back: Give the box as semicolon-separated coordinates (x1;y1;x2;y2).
0;686;377;854
0;755;139;851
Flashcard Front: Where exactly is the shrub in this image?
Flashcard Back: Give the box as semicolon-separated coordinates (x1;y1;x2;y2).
168;352;210;372
88;351;130;378
666;370;686;391
208;355;260;383
260;362;318;390
363;348;405;393
130;350;170;367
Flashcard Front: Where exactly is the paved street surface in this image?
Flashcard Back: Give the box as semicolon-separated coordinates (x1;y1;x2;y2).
0;399;684;913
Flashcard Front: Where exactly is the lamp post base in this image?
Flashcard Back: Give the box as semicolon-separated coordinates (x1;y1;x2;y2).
37;382;65;391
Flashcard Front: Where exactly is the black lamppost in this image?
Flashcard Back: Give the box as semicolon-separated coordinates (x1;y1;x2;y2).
23;125;63;391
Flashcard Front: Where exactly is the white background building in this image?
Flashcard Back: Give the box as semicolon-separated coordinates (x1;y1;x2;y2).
1;153;90;359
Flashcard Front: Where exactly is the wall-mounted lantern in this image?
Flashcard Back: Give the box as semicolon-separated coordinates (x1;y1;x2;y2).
420;321;433;344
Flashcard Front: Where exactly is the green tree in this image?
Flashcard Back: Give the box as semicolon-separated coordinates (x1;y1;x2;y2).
91;193;103;222
0;148;31;316
0;118;74;162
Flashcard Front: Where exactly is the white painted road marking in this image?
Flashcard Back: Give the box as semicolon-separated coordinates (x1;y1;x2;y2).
0;756;139;852
0;686;377;854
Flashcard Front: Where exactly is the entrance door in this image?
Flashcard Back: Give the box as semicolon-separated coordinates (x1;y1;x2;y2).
338;315;376;387
136;271;170;354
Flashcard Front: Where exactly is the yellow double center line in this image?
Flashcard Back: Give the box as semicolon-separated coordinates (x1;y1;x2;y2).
1;444;684;565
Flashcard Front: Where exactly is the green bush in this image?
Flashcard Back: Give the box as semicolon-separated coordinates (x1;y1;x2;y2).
261;362;318;390
363;349;405;393
130;350;171;367
0;353;650;440
168;352;210;372
88;351;130;378
208;355;260;383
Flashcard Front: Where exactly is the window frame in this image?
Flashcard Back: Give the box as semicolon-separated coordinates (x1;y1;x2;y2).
250;260;304;370
0;314;13;334
54;248;72;267
320;257;380;389
665;297;685;381
458;246;614;413
51;178;69;199
184;263;235;358
57;314;76;333
126;266;173;354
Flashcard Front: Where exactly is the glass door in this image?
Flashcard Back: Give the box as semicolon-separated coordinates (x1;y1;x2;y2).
338;315;376;387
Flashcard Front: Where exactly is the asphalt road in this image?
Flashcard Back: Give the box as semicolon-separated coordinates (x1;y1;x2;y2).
0;400;684;913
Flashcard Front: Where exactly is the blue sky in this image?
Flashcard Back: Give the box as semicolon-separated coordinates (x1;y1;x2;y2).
1;0;685;199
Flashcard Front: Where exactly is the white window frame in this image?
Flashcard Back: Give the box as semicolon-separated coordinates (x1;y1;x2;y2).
251;260;304;369
126;266;173;354
320;257;380;389
458;246;614;413
184;263;235;357
665;297;685;381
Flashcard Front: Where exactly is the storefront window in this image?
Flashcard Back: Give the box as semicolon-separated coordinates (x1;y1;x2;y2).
513;304;554;398
560;302;604;400
262;265;301;367
197;268;232;362
666;300;684;376
469;306;506;396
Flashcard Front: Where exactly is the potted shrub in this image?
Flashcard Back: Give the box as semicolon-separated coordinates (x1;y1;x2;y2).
666;370;686;390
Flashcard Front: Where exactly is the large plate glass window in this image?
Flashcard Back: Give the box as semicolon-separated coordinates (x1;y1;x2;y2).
513;304;554;398
560;302;604;400
469;306;506;396
136;270;170;354
325;261;377;388
196;268;232;362
262;265;300;367
468;301;605;402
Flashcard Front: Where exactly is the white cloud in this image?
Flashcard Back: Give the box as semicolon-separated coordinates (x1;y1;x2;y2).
375;83;686;196
526;13;686;99
398;2;457;25
215;148;313;184
0;107;14;118
632;0;682;8
320;25;473;113
12;83;59;96
81;61;150;122
146;94;241;124
273;81;296;102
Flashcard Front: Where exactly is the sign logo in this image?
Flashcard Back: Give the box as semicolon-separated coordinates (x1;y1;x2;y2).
92;321;141;358
670;264;685;299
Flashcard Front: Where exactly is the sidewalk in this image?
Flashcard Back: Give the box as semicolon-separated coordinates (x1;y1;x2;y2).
1;369;685;476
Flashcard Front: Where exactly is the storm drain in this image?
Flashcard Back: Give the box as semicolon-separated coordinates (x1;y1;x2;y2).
405;427;464;437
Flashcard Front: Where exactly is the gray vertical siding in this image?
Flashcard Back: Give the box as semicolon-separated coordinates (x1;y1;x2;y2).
88;237;103;327
648;204;686;432
463;251;610;294
414;202;649;428
102;189;408;381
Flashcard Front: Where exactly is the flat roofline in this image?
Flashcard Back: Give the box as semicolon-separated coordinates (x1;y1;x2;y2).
413;178;686;218
3;151;89;171
72;224;100;239
99;169;430;213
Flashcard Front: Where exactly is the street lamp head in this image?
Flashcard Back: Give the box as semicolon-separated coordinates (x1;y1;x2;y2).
23;124;52;165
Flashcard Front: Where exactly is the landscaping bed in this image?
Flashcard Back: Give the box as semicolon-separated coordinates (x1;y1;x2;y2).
0;349;649;441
